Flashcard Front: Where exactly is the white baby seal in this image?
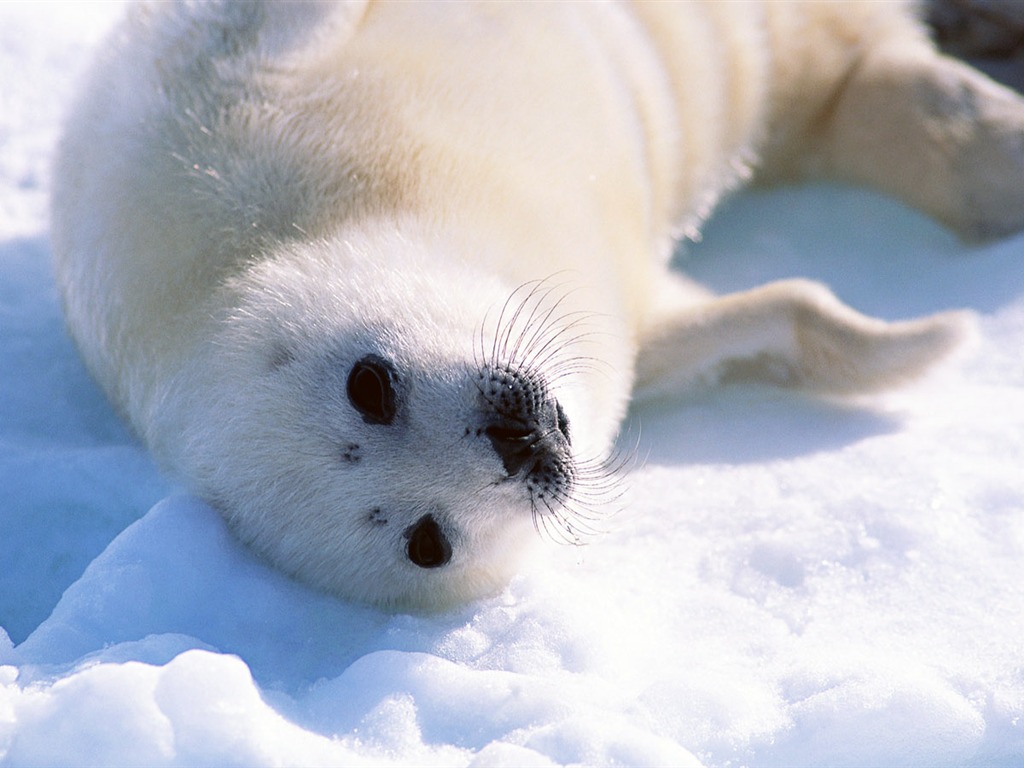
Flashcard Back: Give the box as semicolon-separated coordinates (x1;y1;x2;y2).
51;0;1024;608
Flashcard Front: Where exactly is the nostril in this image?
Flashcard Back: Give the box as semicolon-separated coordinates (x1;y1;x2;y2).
485;420;537;476
485;421;534;444
479;366;571;476
405;514;451;568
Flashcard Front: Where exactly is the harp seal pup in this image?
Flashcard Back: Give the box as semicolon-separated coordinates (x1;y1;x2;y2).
51;0;1024;609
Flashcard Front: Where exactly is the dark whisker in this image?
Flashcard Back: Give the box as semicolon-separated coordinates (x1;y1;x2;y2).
498;278;566;369
473;273;641;546
507;288;580;370
490;279;542;368
525;327;604;380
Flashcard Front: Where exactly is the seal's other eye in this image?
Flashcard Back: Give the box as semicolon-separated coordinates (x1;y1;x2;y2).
347;354;397;424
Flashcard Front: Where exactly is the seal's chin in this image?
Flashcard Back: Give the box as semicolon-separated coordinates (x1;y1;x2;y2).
405;514;452;568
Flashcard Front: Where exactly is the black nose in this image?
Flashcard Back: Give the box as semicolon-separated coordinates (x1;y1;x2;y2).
405;514;451;568
481;367;571;477
485;419;540;476
484;403;570;477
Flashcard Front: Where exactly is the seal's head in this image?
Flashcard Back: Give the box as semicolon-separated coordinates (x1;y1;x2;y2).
167;225;621;609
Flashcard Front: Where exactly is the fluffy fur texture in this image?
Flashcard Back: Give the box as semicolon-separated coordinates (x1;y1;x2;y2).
51;0;1024;608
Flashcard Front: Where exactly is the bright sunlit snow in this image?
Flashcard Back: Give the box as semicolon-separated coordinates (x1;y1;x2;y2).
2;3;1023;766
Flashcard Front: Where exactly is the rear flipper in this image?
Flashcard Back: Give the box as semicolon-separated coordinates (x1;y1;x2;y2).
818;41;1024;241
634;276;971;401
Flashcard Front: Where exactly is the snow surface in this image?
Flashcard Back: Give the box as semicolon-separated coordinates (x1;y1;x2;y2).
2;3;1024;766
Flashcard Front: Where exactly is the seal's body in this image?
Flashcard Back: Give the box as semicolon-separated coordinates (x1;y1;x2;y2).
51;1;1024;607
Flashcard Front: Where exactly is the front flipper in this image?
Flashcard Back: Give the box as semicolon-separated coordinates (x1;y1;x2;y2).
634;277;970;402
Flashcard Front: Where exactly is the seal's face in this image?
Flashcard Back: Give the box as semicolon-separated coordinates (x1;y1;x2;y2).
335;348;577;576
277;341;580;608
182;229;616;609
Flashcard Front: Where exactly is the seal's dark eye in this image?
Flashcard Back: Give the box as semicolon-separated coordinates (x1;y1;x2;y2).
406;514;451;568
347;355;397;425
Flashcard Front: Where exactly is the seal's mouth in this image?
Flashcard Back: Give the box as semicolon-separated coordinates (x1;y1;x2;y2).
405;514;452;568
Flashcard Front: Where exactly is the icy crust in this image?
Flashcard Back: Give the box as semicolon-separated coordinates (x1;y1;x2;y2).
2;2;1024;766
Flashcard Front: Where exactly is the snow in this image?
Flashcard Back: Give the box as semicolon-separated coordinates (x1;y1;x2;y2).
2;3;1023;766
